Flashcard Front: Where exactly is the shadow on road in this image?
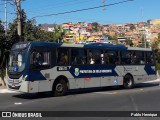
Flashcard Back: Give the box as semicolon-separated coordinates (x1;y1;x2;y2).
12;82;160;99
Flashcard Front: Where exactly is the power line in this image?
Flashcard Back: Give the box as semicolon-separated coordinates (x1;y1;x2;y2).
0;10;16;14
32;0;134;19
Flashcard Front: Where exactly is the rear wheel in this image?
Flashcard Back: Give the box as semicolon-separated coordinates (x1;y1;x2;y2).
123;74;134;89
53;79;68;97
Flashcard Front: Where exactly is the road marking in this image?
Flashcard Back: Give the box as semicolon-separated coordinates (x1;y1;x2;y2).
14;102;22;105
0;89;18;93
94;92;117;95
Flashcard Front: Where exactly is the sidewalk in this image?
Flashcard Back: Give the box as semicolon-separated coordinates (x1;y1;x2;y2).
0;85;7;89
0;77;7;89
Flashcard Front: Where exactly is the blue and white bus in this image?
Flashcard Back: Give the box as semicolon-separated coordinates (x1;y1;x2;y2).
7;41;157;96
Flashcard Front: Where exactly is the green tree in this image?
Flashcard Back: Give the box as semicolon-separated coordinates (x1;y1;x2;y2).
7;19;19;49
125;38;133;46
0;20;6;86
104;34;117;40
0;20;5;56
91;22;100;32
152;40;160;71
23;19;40;41
151;40;159;49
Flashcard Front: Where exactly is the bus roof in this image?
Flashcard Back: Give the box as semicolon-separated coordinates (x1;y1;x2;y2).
14;41;153;51
29;41;61;47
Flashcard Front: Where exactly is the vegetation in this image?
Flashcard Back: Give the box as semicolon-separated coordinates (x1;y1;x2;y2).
152;40;160;72
91;22;102;32
104;34;117;40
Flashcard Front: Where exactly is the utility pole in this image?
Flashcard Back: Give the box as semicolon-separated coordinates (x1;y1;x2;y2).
4;0;7;36
15;0;22;41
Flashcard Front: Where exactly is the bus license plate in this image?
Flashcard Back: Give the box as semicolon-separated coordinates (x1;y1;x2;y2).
12;84;15;87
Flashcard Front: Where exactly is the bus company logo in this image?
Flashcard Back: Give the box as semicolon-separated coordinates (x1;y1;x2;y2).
74;68;79;76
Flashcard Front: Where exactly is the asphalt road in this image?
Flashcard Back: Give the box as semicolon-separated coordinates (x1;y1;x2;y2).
0;82;160;120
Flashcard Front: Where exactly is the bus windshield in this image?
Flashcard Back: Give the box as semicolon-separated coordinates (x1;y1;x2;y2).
8;49;27;74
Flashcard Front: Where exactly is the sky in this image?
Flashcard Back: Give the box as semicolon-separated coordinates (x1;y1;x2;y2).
0;0;160;25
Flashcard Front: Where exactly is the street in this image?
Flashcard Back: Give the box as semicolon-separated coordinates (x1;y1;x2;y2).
0;81;160;120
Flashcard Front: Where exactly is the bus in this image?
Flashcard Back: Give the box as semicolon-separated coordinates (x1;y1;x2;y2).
6;41;157;96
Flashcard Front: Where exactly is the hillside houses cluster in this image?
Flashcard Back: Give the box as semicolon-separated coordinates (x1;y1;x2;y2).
40;19;160;48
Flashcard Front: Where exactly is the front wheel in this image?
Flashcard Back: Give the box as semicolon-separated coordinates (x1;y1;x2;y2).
123;75;134;89
53;79;68;97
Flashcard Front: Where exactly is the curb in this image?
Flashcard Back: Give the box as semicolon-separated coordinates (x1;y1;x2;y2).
0;89;18;93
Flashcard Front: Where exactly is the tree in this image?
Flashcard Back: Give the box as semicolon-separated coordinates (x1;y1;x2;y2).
0;20;5;55
151;40;159;49
91;22;100;32
23;19;40;41
0;20;6;86
125;38;133;46
147;19;151;24
7;19;19;49
104;34;117;40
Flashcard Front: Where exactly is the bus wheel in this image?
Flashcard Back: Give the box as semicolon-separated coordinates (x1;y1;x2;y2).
123;74;134;89
53;79;68;97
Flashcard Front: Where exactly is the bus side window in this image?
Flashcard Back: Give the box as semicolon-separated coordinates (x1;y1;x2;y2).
135;51;145;64
57;48;68;65
30;50;51;69
58;53;67;65
146;52;154;64
121;51;133;64
34;52;44;65
71;49;87;65
88;49;101;64
108;51;119;64
131;52;136;64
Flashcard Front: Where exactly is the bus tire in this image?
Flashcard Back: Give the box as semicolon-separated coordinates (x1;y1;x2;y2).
53;79;68;97
123;74;134;89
